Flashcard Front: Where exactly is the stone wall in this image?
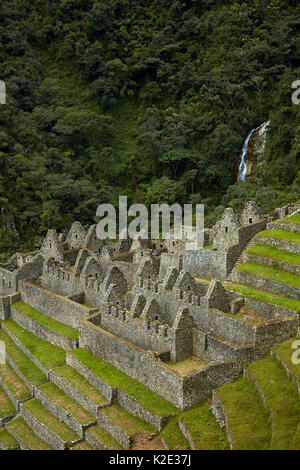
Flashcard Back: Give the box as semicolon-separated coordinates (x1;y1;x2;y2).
19;280;93;328
42;264;81;297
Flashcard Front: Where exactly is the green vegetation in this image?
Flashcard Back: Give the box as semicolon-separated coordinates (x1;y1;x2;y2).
180;400;229;450
52;364;108;406
247;244;300;266
247;356;300;450
226;283;300;314
256;229;300;245
236;262;300;288
160;416;191;451
0;328;46;385
0;363;31;402
272;338;300;388
100;403;154;435
70;348;178;416
87;424;123;450
2;319;66;369
0;0;300;253
280;214;300;225
38;382;94;424
12;301;78;340
216;376;271;450
23;398;80;443
7;416;52;450
0;429;19;449
0;386;15;419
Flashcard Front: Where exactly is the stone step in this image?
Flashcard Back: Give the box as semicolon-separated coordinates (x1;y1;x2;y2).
6;416;53;450
20;398;81;450
0;362;32;411
0;428;19;450
49;364;110;417
179;399;229;450
1;319;66;376
246;355;300;450
85;424;124;450
0;328;47;392
97;403;155;449
211;375;271;450
10;300;78;351
67;349;178;430
160;416;191;450
0;385;15;425
271;338;300;394
35;381;96;438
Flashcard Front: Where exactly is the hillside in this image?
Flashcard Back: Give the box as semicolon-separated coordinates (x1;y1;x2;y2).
0;0;300;253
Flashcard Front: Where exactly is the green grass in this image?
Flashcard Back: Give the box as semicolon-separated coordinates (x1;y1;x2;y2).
247;356;300;450
247;244;300;266
0;363;31;402
100;403;154;435
52;364;109;407
38;381;94;425
0;328;46;385
70;349;178;416
226;283;300;314
160;416;191;450
0;429;19;449
87;424;124;450
216;376;271;450
2;319;66;369
256;229;300;244
271;338;300;388
180;400;230;450
0;386;15;419
280;213;300;225
7;416;52;450
23;398;80;443
12;301;78;340
236;262;300;288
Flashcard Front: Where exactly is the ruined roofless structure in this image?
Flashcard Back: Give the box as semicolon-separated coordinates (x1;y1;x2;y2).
0;201;299;412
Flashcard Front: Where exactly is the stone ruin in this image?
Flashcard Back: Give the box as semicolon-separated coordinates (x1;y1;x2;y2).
0;200;299;410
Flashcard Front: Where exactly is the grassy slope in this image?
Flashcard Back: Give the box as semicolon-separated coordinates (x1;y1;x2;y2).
70;348;178;416
247;244;300;266
12;300;78;340
256;229;300;244
236;262;300;288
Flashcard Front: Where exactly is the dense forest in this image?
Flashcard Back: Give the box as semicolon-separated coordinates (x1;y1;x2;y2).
0;0;300;254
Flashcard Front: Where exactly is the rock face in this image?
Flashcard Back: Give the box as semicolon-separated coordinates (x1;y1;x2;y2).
244;120;270;179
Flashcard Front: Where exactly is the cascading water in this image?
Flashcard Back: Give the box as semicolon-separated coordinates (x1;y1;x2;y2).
238;121;270;182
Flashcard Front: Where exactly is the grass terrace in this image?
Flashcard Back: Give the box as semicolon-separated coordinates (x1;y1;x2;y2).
0;329;47;385
236;262;300;288
160;416;191;450
280;213;300;225
100;403;154;435
247;244;300;266
271;338;300;387
38;381;94;425
256;229;300;244
87;424;124;450
23;398;80;443
226;283;300;314
0;428;19;449
12;301;78;340
215;376;271;450
0;386;15;419
247;356;300;449
2;319;66;369
180;399;229;450
52;365;109;407
70;349;178;416
7;416;52;450
0;363;31;402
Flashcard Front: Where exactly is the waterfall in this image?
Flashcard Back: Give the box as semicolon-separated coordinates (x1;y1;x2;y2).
238;121;270;183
